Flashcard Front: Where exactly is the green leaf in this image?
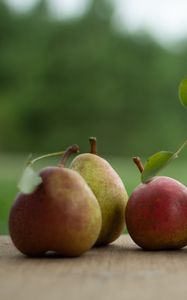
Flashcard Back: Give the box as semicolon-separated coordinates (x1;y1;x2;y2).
179;77;187;108
141;151;178;183
18;165;42;194
140;140;187;183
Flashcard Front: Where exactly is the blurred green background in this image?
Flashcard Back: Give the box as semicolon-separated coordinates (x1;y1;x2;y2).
1;0;187;234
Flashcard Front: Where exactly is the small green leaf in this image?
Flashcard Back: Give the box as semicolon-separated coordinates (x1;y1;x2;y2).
179;77;187;108
18;165;42;194
141;151;177;183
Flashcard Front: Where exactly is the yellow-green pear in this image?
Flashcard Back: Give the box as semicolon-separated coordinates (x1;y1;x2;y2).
71;137;128;246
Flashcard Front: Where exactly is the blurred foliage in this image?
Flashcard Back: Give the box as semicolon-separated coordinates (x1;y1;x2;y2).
1;0;187;156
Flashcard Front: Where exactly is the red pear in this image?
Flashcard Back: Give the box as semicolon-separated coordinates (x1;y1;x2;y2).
9;145;102;257
126;157;187;250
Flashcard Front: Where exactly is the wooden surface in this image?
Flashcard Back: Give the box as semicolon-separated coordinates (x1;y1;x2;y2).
1;235;187;300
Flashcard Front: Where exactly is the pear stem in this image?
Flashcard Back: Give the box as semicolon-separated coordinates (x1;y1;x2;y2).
59;144;79;167
133;157;144;173
175;140;187;156
89;137;97;155
28;150;66;166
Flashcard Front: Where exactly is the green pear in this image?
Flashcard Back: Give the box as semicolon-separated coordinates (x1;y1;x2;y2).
71;137;128;246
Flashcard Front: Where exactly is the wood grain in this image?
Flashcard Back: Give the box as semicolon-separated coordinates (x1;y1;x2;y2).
1;235;187;300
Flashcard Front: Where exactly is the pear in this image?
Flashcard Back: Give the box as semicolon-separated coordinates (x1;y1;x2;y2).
71;137;128;246
126;157;187;250
9;145;102;257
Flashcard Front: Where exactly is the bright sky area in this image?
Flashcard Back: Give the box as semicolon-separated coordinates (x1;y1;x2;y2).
6;0;187;44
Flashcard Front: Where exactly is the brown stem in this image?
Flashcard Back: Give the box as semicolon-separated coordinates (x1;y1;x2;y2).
59;144;79;167
133;157;144;173
89;137;97;155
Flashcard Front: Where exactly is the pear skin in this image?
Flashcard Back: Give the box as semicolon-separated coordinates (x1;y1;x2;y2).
126;176;187;250
71;153;128;246
9;145;102;257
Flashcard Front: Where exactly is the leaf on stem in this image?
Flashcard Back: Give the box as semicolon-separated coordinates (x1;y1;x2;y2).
18;165;42;194
141;151;177;183
179;77;187;108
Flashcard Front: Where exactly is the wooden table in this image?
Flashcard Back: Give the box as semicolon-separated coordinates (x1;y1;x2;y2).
1;235;187;300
